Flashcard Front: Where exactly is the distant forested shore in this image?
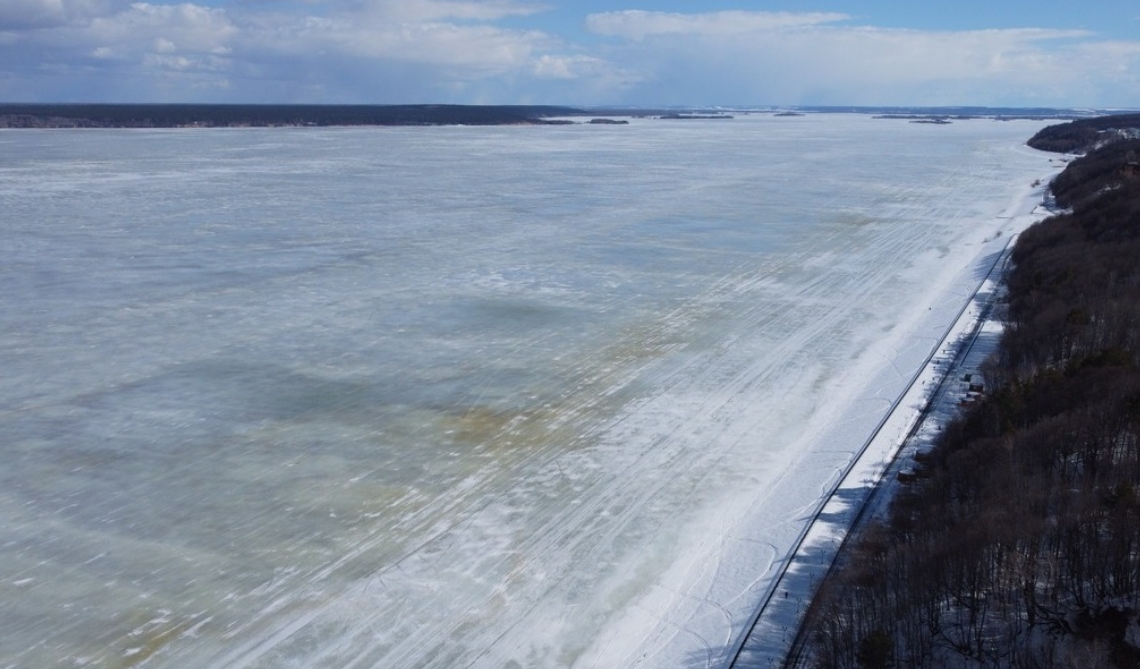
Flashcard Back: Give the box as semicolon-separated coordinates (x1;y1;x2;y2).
0;104;589;128
0;104;1099;129
797;114;1140;668
0;103;731;128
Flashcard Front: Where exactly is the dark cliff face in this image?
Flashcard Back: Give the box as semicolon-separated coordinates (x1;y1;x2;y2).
0;104;586;128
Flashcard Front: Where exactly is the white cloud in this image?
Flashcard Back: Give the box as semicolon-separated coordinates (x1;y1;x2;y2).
152;36;176;52
531;53;606;80
0;0;122;29
347;0;548;23
1;4;1137;106
582;10;1138;107
39;0;238;81
586;10;849;40
239;12;553;76
368;23;542;69
0;0;565;100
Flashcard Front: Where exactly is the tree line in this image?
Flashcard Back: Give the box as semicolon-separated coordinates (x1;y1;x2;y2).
797;124;1140;668
0;104;584;128
1026;114;1140;154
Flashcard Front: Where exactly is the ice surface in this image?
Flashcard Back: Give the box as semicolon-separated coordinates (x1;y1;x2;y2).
730;174;1060;668
0;116;1060;669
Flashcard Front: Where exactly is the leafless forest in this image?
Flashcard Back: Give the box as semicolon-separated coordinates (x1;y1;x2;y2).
802;123;1140;669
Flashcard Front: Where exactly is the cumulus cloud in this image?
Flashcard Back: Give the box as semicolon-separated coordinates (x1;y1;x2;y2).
247;13;550;71
1;3;1138;106
0;0;573;100
84;2;237;57
583;10;1138;107
531;53;603;79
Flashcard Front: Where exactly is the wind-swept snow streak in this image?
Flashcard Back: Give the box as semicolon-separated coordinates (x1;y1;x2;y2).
0;116;1060;669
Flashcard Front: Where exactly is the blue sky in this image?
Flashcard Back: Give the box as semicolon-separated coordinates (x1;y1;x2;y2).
2;0;1138;107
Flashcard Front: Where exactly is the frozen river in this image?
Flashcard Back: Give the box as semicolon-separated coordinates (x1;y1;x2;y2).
0;115;1058;668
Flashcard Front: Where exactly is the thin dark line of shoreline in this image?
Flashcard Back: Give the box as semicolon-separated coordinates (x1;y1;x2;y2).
0;103;1099;129
0;104;590;129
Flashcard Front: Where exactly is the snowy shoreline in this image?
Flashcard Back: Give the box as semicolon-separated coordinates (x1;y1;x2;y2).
571;146;1068;669
727;165;1067;668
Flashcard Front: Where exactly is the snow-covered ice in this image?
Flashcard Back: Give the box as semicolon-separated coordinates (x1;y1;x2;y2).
730;172;1061;669
0;115;1061;669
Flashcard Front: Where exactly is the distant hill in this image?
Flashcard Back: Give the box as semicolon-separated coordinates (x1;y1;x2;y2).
1027;113;1140;153
0;104;586;128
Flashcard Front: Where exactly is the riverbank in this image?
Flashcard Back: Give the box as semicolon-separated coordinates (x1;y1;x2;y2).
790;120;1140;668
566;130;1064;669
726;169;1064;668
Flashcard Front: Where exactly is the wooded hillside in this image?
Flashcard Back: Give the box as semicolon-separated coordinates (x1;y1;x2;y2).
800;128;1140;668
1027;114;1140;153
